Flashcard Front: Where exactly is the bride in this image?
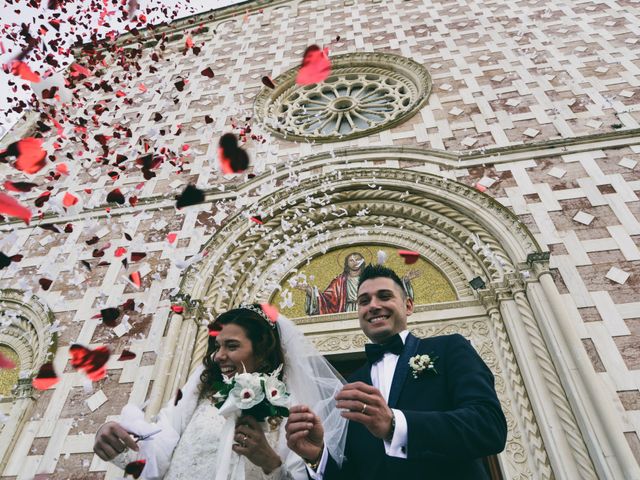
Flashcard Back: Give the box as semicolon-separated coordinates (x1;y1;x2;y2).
93;304;347;479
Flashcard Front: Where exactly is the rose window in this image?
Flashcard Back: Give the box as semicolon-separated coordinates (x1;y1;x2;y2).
255;52;432;143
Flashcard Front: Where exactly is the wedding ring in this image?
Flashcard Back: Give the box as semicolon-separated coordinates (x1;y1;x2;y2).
361;403;367;414
240;434;247;447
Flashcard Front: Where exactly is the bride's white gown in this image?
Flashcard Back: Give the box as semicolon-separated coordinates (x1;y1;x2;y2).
111;365;306;480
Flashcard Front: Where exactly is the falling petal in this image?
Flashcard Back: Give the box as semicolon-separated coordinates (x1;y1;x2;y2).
398;250;420;265
176;184;205;208
296;45;331;85
118;350;136;361
32;362;59;390
0;193;31;223
69;344;110;381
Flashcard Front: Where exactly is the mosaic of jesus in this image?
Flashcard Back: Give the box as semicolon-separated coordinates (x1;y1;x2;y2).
275;246;457;318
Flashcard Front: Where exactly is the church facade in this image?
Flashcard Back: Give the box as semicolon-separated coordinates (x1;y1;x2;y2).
0;0;639;478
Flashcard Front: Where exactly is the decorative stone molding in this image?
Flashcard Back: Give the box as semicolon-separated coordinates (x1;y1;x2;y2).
0;289;55;474
0;289;56;383
254;52;432;142
183;168;537;314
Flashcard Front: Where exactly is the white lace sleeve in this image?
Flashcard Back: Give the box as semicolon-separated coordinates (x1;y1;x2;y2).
108;365;206;479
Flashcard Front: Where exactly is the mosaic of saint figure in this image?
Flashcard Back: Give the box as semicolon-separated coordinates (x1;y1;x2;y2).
295;251;419;316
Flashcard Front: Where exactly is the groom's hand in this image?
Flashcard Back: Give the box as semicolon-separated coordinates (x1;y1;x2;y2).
336;382;394;440
285;405;324;462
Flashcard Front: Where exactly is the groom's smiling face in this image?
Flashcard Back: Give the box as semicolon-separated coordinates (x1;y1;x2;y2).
357;277;414;344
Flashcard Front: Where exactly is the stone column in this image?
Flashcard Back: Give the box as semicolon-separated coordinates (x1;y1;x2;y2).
0;380;35;474
146;311;184;417
146;295;200;418
529;259;640;479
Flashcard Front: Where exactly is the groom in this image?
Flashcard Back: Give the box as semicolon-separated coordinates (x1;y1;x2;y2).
286;264;507;480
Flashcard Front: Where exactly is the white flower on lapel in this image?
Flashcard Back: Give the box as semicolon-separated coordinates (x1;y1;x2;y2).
409;353;438;379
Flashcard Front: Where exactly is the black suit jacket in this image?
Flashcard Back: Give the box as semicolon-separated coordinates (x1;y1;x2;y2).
325;333;507;480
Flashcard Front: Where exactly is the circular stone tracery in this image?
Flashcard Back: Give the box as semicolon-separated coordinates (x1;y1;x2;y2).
255;52;432;142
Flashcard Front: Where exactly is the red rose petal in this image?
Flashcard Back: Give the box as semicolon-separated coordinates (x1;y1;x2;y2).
250;216;264;225
176;184;205;208
35;191;51;208
6;137;47;174
62;192;78;207
86;236;100;245
3;181;38;192
130;252;146;262
0;252;11;270
208;324;221;337
166;233;178;244
56;163;69;175
32;362;59;390
296;45;331;85
114;247;127;257
261;76;275;89
118;349;136;361
99;307;121;327
218;134;249;173
39;278;53;290
124;459;146;479
201;67;214;78
0;193;31;224
260;303;279;323
129;271;141;288
106;188;125;204
11;60;41;82
121;299;136;311
69;344;110;381
170;305;184;314
0;352;16;369
70;63;91;78
398;250;420;265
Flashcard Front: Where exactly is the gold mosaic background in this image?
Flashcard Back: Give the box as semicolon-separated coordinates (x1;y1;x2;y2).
272;245;457;318
0;346;19;397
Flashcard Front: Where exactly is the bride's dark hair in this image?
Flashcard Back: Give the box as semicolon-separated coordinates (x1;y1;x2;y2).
199;305;285;400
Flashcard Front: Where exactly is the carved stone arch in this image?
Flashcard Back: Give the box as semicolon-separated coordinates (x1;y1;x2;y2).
186;168;528;310
0;289;56;473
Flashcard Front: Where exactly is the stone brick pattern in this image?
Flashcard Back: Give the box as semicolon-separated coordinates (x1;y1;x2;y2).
0;0;639;477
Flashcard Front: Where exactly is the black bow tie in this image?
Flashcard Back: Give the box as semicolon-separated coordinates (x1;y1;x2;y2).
365;334;404;364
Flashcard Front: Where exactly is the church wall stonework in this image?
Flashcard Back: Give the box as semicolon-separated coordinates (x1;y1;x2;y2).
0;0;639;478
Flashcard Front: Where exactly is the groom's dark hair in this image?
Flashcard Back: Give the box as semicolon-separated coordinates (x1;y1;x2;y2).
358;264;407;298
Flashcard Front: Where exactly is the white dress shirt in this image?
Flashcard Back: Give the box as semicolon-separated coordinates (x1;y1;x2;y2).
308;330;410;479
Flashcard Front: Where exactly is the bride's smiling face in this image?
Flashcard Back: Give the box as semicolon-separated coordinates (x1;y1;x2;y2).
213;323;259;378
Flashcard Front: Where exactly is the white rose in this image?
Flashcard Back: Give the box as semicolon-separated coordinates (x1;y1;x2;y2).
229;372;264;409
264;376;290;407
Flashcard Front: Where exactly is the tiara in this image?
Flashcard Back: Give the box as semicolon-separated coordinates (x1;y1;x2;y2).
239;303;277;329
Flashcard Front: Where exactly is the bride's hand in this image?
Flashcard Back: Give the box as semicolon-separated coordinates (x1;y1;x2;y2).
233;416;282;474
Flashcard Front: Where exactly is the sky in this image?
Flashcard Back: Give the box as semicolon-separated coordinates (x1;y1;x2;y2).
0;0;247;137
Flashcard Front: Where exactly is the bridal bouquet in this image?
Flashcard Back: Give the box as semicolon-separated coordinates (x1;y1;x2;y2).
212;365;290;421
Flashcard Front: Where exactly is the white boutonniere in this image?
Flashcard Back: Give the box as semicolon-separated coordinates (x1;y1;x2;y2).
409;353;438;378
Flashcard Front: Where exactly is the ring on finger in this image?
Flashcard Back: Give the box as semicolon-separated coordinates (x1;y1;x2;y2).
241;434;248;447
361;403;367;414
